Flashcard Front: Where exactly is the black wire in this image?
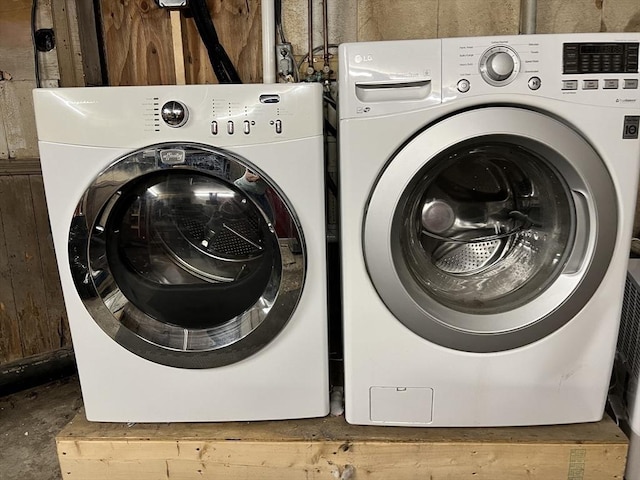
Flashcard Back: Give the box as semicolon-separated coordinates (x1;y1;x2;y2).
31;0;41;88
275;0;286;43
324;118;337;137
190;0;242;84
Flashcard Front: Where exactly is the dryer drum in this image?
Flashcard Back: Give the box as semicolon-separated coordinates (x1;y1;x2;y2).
104;170;278;331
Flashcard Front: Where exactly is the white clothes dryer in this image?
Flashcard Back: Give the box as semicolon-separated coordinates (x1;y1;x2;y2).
339;33;640;426
34;84;329;422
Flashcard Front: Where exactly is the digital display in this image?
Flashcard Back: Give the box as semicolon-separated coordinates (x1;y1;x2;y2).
563;42;639;74
579;44;625;55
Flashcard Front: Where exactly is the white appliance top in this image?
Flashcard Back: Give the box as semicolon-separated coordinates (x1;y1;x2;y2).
340;33;640;119
33;83;323;147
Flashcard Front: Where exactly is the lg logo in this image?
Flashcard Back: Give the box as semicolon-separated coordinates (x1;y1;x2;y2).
354;54;373;64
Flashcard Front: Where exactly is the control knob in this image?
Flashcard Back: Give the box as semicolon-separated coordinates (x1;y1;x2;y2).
479;46;520;86
485;52;514;81
161;100;189;128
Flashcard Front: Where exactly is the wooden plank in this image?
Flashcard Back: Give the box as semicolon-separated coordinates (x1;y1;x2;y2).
0;0;35;81
0;176;55;357
0;81;39;159
0;158;42;176
602;0;640;32
57;412;627;480
30;175;70;348
356;0;438;41
51;0;86;87
36;0;61;88
0;98;9;160
170;10;186;85
74;0;104;86
0;183;22;364
536;0;602;34
182;0;262;84
437;0;520;37
99;0;176;86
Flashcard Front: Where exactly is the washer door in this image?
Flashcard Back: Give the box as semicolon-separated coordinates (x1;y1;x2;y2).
364;107;617;352
69;143;305;368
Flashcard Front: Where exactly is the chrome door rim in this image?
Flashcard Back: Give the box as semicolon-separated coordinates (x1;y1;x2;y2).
363;107;617;352
69;142;306;368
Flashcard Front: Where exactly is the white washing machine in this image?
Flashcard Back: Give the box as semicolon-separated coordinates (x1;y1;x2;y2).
339;33;640;426
33;84;329;422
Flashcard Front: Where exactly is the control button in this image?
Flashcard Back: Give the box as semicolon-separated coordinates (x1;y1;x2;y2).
243;120;250;134
583;79;599;90
457;79;470;93
604;79;619;89
528;76;541;90
275;119;282;134
624;79;639;89
211;121;218;135
227;121;234;135
487;51;515;81
161;101;189;127
562;80;578;90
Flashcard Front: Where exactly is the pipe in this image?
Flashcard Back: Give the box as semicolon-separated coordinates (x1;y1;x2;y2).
322;0;330;71
307;0;315;75
520;0;537;34
262;0;276;83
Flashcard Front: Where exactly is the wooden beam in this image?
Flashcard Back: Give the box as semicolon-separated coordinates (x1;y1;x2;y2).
0;158;41;176
57;412;628;480
170;10;186;85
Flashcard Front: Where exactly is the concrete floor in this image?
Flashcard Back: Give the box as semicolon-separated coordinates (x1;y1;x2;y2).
0;376;82;480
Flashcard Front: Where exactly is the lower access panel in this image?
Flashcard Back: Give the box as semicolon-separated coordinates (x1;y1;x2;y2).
370;387;434;424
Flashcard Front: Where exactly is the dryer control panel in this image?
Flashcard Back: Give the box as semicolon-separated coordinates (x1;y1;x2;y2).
33;83;323;148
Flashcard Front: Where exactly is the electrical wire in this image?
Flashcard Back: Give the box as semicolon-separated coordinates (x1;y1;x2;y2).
31;0;41;88
274;0;286;43
190;0;242;84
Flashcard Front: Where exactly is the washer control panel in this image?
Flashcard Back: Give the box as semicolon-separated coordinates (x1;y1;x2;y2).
442;33;639;108
340;34;639;119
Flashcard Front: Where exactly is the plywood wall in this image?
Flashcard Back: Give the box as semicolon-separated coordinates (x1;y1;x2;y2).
0;175;71;365
99;0;263;86
0;0;85;366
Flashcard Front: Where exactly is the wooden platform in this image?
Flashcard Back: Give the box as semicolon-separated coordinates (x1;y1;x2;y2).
56;412;628;480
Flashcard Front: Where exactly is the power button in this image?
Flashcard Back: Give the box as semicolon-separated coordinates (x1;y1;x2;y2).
457;79;470;93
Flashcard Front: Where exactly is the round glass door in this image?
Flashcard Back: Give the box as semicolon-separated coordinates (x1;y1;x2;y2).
364;107;617;352
69;143;305;368
401;141;574;315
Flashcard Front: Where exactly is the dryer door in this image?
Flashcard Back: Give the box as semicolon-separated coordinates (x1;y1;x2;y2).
364;107;618;352
70;143;305;368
